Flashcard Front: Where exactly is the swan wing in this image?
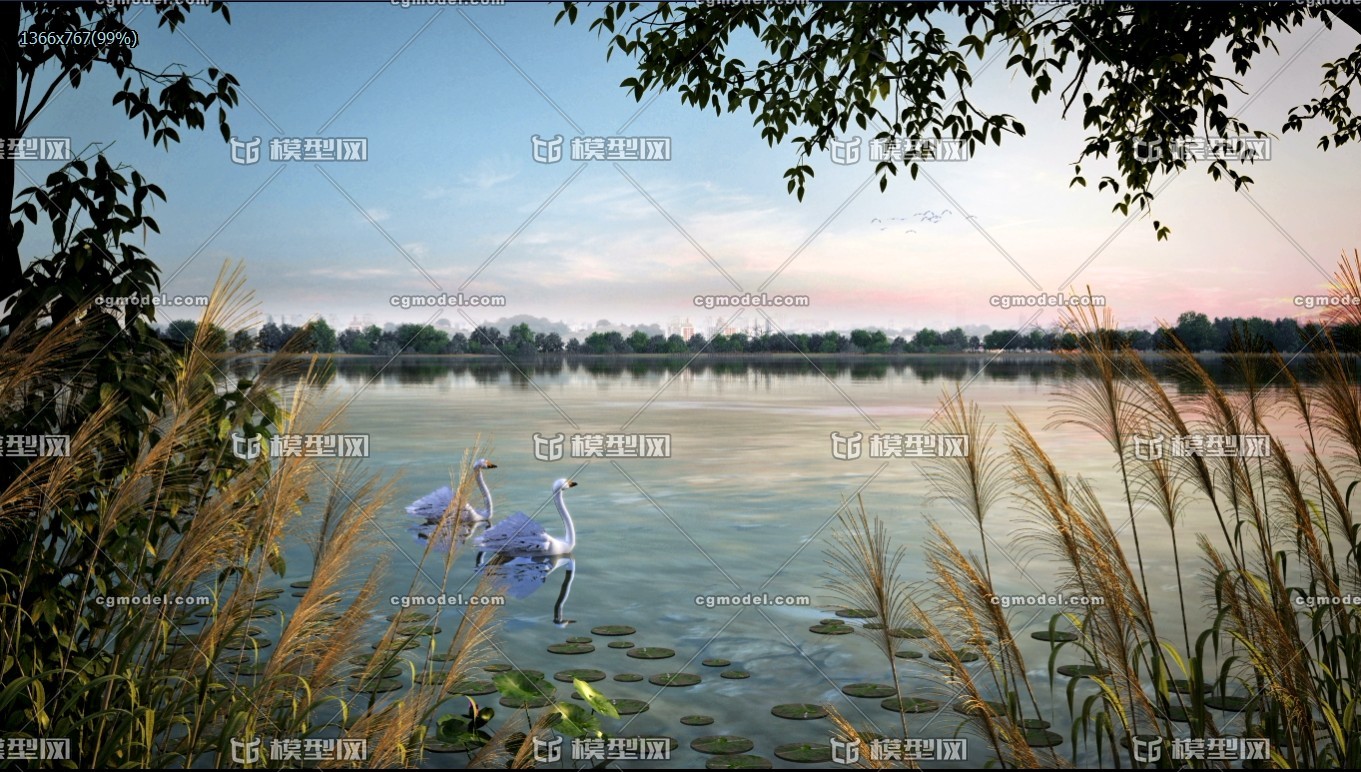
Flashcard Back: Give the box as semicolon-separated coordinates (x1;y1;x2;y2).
405;486;454;521
474;512;551;553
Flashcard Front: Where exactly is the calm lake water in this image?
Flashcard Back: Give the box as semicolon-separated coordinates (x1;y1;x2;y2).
251;356;1311;767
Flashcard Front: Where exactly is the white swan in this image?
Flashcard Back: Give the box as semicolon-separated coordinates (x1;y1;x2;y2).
474;478;577;556
406;458;496;527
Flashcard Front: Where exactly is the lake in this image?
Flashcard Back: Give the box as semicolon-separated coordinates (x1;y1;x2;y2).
249;356;1312;767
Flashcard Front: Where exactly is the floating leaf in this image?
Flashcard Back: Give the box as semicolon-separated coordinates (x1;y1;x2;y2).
808;624;853;635
894;649;923;659
613;673;643;682
483;663;512;672
608;698;649;715
834;609;876;619
448;679;497;696
771;703;826;720
720;670;751;679
1030;629;1078;643
608;641;635;649
1057;664;1110;679
888;627;928;639
706;754;773;769
386;611;431;623
1024;729;1063;747
691;736;754;755
499;694;551;709
548;642;595;655
702;658;730;667
627;647;675;660
590;624;636;636
841;683;896;699
682;715;715;726
554;668;606;683
773;743;832;763
552;702;602;737
650;672;701;687
349;677;403;693
881;697;940;713
566;635;592;644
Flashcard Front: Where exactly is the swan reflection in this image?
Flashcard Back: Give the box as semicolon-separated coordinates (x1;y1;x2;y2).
477;553;576;627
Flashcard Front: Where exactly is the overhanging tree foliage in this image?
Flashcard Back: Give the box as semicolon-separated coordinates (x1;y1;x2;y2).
559;1;1361;239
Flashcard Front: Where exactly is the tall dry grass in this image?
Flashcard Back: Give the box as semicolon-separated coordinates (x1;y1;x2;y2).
822;253;1361;768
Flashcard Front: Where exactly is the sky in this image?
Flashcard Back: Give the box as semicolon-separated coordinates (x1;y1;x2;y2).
23;1;1361;335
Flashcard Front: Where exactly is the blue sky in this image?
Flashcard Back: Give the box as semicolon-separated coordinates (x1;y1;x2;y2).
24;1;1361;334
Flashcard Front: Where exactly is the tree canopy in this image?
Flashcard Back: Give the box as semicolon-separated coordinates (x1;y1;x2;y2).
560;1;1361;239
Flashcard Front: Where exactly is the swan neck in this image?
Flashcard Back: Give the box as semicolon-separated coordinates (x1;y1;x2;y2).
475;467;493;518
554;488;575;549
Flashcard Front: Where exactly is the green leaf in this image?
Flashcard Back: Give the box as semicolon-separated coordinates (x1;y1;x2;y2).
574;677;619;718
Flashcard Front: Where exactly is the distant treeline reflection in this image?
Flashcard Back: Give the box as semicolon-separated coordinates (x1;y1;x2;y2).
226;354;1336;392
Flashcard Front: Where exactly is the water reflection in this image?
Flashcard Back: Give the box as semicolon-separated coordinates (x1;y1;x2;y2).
477;554;576;627
225;354;1324;392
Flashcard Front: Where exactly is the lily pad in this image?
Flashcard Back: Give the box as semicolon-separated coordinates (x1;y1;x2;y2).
609;698;650;715
608;640;635;649
1057;664;1111;679
720;669;751;679
357;665;405;680
1157;705;1194;723
289;580;312;589
386;611;431;622
835;609;877;619
771;703;826;720
808;623;854;635
929;648;980;663
231;662;269;676
627;647;675;660
862;622;886;630
548;642;596;655
424;740;478;753
613;673;644;682
1030;629;1079;643
1205;694;1256;711
650;672;701;687
500;694;552;709
691;736;755;755
702;658;731;667
1170;679;1212;695
682;715;715;726
428;652;458;662
773;742;833;763
411;669;448;684
881;697;940;713
483;663;513;672
706;755;773;769
591;624;636;636
1025;729;1064;748
894;648;923;659
396;624;441;637
554;668;606;683
372;639;420;651
818;618;845;625
1022;718;1052;729
448;679;497;696
255;588;284;601
566;635;592;644
842;683;896;699
349;678;403;693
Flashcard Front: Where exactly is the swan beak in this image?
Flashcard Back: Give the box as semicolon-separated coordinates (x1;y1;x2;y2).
485;462;497;469
567;480;578;488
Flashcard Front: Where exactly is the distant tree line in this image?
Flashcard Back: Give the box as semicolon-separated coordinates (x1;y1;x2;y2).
159;312;1356;356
